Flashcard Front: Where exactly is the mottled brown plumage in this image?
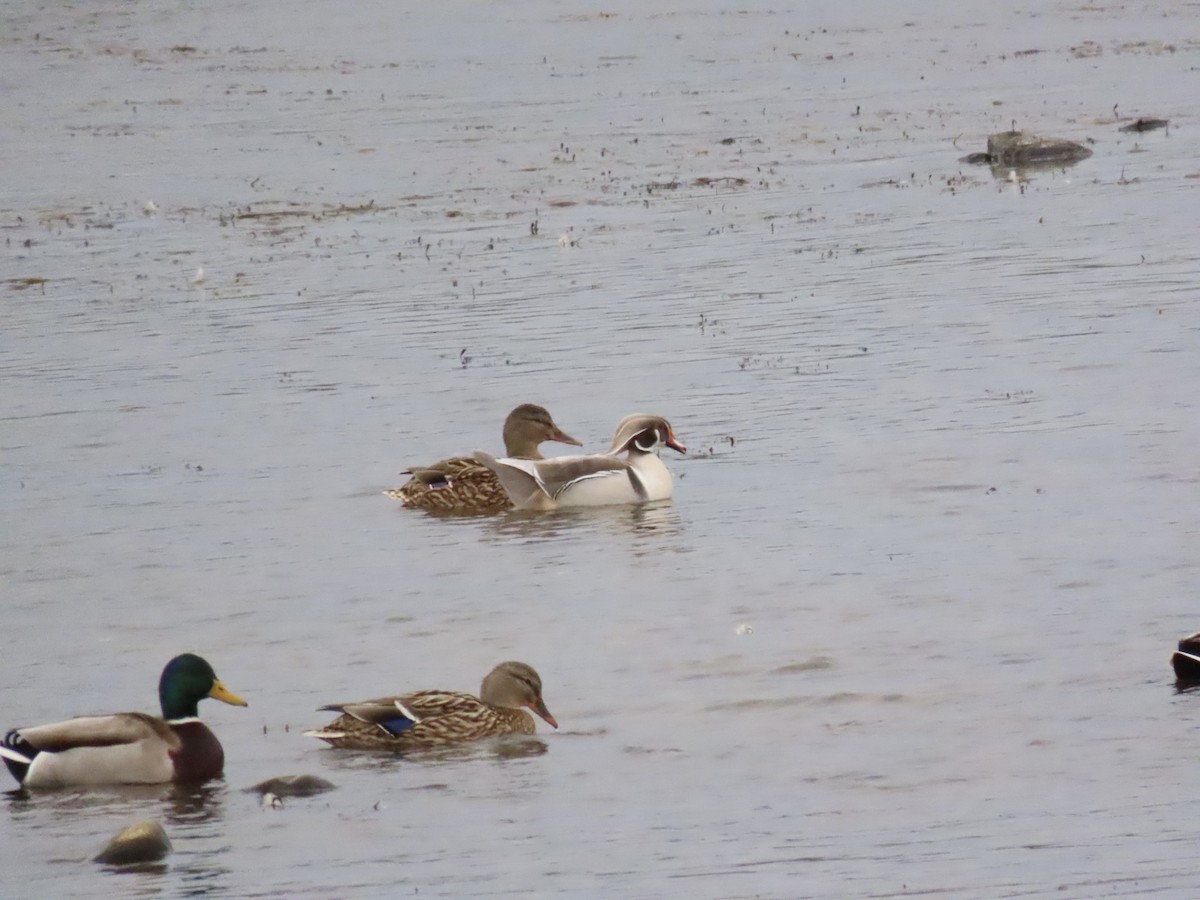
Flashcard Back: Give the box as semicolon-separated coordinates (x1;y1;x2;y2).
384;404;580;513
304;662;557;752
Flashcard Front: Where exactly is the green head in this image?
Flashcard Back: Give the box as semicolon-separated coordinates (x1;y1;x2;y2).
158;653;248;720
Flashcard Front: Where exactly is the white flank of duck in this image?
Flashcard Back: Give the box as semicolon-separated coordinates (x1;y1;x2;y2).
474;414;685;511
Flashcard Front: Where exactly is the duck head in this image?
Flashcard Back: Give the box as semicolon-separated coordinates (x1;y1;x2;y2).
480;661;557;729
503;404;582;458
159;654;248;720
608;414;687;456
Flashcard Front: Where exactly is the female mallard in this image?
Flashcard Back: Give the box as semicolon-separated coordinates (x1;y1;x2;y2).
0;653;247;789
384;404;581;513
473;413;686;510
304;661;557;751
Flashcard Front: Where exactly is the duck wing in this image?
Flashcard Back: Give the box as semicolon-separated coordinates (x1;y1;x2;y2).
2;713;182;787
474;452;637;508
10;713;179;753
317;690;482;737
402;456;488;486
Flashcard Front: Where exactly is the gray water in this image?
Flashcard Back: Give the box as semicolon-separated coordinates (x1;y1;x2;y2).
2;0;1199;896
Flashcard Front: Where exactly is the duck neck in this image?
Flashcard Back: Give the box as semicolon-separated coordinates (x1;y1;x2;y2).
160;684;201;720
503;431;544;459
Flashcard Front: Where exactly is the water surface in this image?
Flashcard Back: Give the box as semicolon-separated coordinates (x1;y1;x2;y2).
3;0;1199;896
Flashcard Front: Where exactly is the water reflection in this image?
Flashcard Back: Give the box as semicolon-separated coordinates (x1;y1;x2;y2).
312;734;548;769
162;781;225;826
96;863;171;899
989;160;1089;190
479;502;686;547
6;0;1200;895
486;736;548;761
5;783;174;818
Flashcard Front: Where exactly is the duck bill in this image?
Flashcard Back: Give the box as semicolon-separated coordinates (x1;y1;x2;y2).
551;428;583;447
532;699;558;729
209;680;249;707
665;429;687;454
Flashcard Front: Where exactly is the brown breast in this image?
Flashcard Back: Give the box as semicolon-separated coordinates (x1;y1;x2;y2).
169;721;225;781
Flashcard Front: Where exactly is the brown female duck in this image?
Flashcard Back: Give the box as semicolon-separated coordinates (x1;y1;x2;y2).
385;404;580;513
304;661;557;751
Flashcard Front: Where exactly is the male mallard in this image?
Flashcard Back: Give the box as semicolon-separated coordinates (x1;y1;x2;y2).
0;653;247;789
384;404;581;513
304;661;556;751
474;413;686;510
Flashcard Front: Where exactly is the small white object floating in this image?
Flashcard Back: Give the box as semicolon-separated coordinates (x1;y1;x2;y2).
735;623;754;636
143;200;159;215
191;267;205;284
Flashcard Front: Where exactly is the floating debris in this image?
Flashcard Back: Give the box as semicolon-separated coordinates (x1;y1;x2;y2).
94;820;172;866
191;266;205;284
5;277;47;291
246;773;337;798
1119;117;1168;134
735;623;754;636
693;176;749;188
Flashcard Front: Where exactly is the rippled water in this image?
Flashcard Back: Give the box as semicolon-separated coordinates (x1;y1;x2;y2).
3;0;1199;896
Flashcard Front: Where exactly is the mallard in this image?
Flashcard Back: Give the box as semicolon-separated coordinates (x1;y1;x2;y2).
473;413;686;510
0;653;247;789
304;661;556;751
384;404;581;513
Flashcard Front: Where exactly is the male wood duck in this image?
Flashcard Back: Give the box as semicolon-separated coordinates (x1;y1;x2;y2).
304;661;556;751
474;414;685;510
385;404;581;513
0;654;247;788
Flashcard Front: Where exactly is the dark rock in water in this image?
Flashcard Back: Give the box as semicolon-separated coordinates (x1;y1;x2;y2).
94;820;172;866
960;130;1092;168
246;774;336;797
1172;632;1200;684
986;131;1092;166
1119;117;1168;134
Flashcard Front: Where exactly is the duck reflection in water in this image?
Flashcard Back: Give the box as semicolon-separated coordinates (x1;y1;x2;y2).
164;780;225;825
481;502;685;545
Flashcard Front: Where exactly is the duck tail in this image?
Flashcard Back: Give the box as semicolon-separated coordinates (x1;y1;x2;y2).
0;730;35;784
301;728;344;744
